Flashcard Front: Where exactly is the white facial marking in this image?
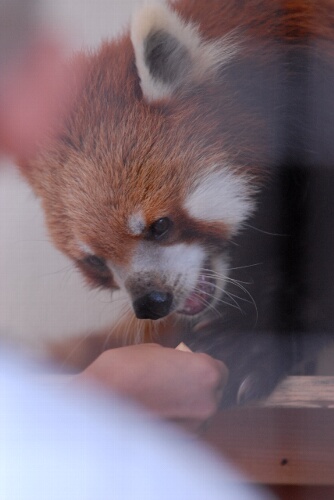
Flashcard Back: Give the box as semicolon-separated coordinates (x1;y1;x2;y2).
110;242;205;295
124;241;232;315
129;242;208;310
77;241;95;256
108;240;232;316
185;168;256;233
128;210;146;236
131;1;239;102
132;241;205;279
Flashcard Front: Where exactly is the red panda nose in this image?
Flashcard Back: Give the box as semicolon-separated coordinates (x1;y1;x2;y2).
133;291;173;320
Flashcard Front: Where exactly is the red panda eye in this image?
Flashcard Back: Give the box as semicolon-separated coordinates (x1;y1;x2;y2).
83;255;107;270
149;217;173;240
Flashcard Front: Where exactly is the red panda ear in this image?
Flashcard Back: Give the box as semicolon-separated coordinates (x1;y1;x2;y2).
130;2;234;103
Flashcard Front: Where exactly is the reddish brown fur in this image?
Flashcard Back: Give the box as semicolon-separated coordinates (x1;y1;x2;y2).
24;36;235;263
174;0;334;42
21;3;277;260
18;0;334;367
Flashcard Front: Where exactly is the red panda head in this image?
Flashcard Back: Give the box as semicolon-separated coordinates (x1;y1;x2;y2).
21;2;260;321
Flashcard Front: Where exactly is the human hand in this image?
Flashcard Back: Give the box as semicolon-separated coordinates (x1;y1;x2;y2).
75;343;228;429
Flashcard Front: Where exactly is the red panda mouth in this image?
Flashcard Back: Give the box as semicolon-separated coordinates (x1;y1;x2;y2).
178;273;216;316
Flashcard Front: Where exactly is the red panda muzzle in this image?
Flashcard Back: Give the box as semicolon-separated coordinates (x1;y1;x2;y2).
178;273;216;316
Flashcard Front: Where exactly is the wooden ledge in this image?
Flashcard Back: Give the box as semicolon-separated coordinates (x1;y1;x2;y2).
262;376;334;409
202;376;334;486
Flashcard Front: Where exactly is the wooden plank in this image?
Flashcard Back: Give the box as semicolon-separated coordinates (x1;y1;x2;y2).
269;485;334;500
201;377;334;485
202;407;334;485
262;376;334;408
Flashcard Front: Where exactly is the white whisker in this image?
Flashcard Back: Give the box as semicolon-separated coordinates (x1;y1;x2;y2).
225;277;258;323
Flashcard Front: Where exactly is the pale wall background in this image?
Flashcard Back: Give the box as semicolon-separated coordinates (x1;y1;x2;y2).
0;0;142;351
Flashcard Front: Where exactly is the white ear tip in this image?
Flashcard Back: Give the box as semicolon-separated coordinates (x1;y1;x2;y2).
131;2;169;46
130;1;238;102
131;1;190;102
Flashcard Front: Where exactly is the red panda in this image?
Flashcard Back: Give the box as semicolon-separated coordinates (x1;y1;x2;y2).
19;0;334;405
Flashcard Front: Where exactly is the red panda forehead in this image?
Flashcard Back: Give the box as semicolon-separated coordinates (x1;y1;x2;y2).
57;135;250;261
67;37;224;159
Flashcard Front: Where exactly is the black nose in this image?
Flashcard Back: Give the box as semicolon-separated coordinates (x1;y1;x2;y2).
133;291;173;320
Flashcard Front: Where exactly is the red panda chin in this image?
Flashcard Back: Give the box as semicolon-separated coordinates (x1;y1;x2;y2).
178;273;216;316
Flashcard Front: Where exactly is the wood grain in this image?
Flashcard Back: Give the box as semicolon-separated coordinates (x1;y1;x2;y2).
262;376;334;409
201;377;334;485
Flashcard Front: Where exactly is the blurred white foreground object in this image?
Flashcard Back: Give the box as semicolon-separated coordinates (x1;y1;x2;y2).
0;350;272;500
